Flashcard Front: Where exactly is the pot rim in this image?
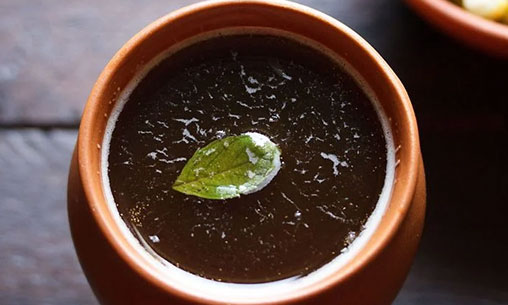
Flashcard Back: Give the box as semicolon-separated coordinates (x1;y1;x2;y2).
77;1;420;304
405;0;508;57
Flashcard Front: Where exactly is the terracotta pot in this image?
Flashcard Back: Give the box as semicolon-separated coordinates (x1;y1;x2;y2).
68;1;426;304
405;0;508;58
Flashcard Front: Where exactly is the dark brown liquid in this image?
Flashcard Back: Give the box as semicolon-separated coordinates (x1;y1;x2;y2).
107;35;387;283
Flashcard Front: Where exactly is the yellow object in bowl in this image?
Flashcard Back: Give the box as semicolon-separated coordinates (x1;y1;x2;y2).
462;0;508;20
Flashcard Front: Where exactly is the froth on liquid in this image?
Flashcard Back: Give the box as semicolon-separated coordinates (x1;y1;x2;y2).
101;32;395;294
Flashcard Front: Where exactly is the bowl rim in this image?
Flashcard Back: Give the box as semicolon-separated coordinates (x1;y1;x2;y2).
77;0;420;304
406;0;508;56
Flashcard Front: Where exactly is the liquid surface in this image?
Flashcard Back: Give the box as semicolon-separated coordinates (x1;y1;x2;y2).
107;35;387;283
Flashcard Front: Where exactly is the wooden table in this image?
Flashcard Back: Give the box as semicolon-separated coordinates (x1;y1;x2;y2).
1;0;507;304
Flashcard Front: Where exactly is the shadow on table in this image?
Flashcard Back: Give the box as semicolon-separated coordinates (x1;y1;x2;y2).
352;2;508;304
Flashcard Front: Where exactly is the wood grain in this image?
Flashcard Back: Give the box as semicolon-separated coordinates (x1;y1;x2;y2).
0;0;507;304
0;130;95;305
0;0;199;125
1;0;507;125
1;128;506;304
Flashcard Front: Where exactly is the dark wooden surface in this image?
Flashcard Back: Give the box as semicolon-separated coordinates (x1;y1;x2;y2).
0;0;507;304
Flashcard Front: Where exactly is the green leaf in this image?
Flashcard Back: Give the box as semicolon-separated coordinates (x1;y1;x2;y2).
172;132;281;200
